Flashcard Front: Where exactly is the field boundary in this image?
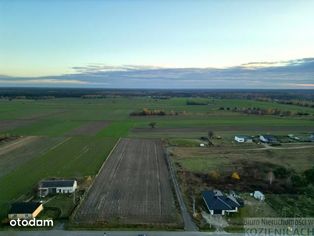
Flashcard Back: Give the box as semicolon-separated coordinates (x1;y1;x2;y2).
164;148;198;231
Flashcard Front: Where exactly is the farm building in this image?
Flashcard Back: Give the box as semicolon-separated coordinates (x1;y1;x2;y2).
38;179;77;197
252;191;265;201
8;202;43;220
259;135;278;143
202;190;243;215
234;135;252;143
310;134;314;141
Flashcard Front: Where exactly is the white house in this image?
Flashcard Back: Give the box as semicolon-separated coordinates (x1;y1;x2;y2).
234;135;253;143
252;191;265;201
39;179;77;197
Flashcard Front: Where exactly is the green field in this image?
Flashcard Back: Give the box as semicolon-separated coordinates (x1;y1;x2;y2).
0;137;116;218
0;96;313;225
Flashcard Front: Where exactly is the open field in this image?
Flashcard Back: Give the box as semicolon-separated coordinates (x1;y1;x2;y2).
0;120;36;132
171;145;314;188
74;138;178;226
0;95;313;229
0;137;116;219
0;136;64;178
65;120;110;136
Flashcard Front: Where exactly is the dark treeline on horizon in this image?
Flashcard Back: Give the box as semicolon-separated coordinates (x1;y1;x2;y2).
0;87;314;101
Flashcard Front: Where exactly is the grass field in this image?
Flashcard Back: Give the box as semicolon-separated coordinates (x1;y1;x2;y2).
0;136;64;178
0;96;313;228
0;136;116;219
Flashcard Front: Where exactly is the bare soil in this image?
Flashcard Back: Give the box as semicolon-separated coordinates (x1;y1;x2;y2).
66;120;109;136
74;138;178;226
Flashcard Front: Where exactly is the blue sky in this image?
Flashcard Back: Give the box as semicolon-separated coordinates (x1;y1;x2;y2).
0;0;313;88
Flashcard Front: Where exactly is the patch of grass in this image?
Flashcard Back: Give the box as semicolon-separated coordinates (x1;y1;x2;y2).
266;194;314;217
45;195;76;218
167;138;203;147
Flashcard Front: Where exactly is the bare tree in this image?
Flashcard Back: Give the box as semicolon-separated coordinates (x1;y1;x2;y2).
148;122;157;128
207;130;214;146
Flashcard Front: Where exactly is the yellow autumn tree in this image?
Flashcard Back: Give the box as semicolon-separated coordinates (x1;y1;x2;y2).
231;171;240;180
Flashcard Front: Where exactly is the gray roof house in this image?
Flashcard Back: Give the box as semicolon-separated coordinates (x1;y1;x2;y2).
202;190;244;215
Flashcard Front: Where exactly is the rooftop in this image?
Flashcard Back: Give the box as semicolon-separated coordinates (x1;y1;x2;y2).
39;179;76;188
9;202;42;214
235;135;252;139
202;190;240;211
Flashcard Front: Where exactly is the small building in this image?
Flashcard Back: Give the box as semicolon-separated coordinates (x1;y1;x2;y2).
259;135;278;144
200;143;205;147
310;134;314;141
252;191;265;201
39;179;77;197
8;202;43;220
202;190;243;215
234;135;253;143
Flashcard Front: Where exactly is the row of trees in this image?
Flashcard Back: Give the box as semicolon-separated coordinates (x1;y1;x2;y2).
186;100;209;105
219;106;310;116
130;108;180;116
266;166;314;193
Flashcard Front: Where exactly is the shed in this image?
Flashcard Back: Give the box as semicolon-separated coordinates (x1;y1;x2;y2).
253;191;265;201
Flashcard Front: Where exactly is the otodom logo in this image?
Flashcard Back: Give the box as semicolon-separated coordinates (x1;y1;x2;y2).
9;218;53;227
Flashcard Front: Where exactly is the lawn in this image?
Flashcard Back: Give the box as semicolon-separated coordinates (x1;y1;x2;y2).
44;195;76;219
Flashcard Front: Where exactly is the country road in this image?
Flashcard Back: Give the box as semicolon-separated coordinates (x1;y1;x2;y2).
246;143;314;151
165;149;198;231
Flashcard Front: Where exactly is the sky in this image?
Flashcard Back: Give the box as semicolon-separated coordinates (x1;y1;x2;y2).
0;0;314;88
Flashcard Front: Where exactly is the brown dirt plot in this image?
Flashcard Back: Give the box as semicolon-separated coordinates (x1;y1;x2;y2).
74;138;178;226
66;120;109;136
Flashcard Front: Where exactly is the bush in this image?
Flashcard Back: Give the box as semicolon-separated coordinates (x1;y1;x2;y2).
274;167;289;178
291;174;307;188
304;167;314;183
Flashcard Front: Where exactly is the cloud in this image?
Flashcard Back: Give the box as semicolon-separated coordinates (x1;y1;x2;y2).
1;58;314;88
294;83;314;87
0;78;89;85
